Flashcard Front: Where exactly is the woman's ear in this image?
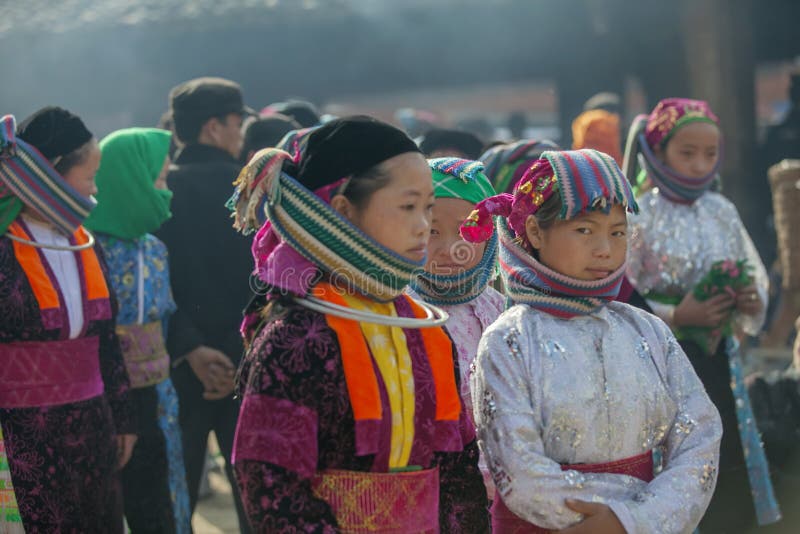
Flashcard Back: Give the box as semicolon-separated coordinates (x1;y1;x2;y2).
525;215;544;250
330;194;356;222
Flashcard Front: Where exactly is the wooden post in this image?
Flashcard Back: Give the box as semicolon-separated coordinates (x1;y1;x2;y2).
681;0;764;241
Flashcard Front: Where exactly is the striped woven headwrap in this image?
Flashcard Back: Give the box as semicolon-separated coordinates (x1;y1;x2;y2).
0;115;95;235
229;148;425;302
480;139;560;193
460;149;637;318
546;149;636;219
461;149;638;244
276;126;317;160
410;230;497;306
496;217;627;318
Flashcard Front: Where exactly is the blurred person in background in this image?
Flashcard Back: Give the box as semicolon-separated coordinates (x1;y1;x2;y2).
85;127;192;533
479;138;560;194
763;74;800;175
156;77;253;532
240;113;300;165
260;99;321;128
418;128;484;160
572;109;623;166
758;73;800;269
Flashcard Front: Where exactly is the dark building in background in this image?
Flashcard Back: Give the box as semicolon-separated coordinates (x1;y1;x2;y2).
1;0;798;245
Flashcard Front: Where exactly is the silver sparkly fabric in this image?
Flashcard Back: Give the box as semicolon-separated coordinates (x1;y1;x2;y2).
627;190;768;335
471;302;722;532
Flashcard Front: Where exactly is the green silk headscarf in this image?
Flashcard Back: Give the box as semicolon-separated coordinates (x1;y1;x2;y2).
84;128;172;239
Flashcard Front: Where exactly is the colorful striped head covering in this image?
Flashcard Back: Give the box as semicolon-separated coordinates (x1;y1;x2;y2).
480;138;560;194
571;109;623;165
229;116;426;302
429;157;496;205
410;158;498;305
622;97;721;204
0;113;96;235
460;149;638;318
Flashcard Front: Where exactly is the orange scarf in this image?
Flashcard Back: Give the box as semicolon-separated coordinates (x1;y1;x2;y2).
7;220;109;325
311;282;460;425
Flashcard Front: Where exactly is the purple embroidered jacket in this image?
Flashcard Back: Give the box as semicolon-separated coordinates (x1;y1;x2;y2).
233;298;490;533
0;232;134;533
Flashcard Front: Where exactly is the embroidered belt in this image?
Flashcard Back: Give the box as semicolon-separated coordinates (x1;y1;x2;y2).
312;467;439;533
0;336;104;408
492;450;655;533
116;321;169;388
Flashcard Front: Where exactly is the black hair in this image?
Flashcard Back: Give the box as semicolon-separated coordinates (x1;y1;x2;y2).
523;189;563;259
175;112;237;145
338;162;395;210
241;115;301;163
53;139;96;176
532;189;562;231
270;100;321;128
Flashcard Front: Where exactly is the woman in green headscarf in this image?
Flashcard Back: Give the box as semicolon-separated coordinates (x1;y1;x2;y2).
408;157;505;501
85;128;191;534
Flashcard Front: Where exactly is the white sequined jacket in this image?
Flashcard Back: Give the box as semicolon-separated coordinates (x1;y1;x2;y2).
627;190;768;335
472;302;722;533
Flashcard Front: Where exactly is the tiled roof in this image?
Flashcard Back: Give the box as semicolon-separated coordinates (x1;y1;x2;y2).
0;0;360;35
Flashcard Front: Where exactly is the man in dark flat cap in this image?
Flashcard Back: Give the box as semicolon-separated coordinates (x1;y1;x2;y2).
156;77;253;532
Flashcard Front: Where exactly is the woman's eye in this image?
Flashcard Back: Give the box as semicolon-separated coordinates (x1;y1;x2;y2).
401;204;415;211
576;227;591;235
430;229;440;236
612;230;626;237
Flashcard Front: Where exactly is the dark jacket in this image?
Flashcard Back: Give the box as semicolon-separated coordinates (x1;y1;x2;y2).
156;144;252;365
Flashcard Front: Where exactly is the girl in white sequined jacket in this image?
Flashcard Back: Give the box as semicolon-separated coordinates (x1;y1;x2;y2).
462;148;722;534
624;98;779;531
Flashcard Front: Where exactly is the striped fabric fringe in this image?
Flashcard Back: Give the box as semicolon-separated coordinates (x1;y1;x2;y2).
497;218;625;318
410;230;498;306
228;148;424;302
0;115;95;235
429;157;484;182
